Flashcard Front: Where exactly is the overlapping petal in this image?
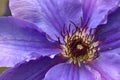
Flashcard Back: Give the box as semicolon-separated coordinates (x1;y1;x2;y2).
44;63;101;80
9;0;82;40
0;56;66;80
81;0;120;28
92;8;120;78
95;7;120;51
0;17;61;67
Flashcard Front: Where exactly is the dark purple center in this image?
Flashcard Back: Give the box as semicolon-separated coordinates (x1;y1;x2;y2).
69;39;89;57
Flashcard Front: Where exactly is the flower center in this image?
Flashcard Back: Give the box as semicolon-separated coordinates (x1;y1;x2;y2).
60;22;100;66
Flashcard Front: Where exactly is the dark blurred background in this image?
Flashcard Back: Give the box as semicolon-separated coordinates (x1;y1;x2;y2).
0;0;11;16
0;0;11;74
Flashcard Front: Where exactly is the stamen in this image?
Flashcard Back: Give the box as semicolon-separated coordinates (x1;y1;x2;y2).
59;21;101;66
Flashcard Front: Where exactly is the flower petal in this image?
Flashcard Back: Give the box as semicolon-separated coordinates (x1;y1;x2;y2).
90;48;120;80
0;56;66;80
81;0;120;28
9;0;82;40
95;8;120;51
44;63;101;80
0;17;61;67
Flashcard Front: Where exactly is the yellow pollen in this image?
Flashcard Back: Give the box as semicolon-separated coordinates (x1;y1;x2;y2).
77;44;83;50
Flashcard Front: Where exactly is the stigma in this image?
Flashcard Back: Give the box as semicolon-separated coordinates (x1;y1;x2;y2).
60;22;100;66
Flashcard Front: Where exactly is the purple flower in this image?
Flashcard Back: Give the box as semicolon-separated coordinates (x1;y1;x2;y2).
0;0;120;80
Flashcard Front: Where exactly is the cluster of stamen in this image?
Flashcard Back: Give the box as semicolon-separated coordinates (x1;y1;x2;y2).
60;22;100;66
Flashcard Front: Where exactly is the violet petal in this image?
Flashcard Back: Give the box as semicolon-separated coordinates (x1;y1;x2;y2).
44;63;101;80
9;0;82;40
90;48;120;80
81;0;120;28
0;55;66;80
95;8;120;52
0;17;61;67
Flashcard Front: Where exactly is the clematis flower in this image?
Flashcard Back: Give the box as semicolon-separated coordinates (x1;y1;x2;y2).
0;0;120;80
